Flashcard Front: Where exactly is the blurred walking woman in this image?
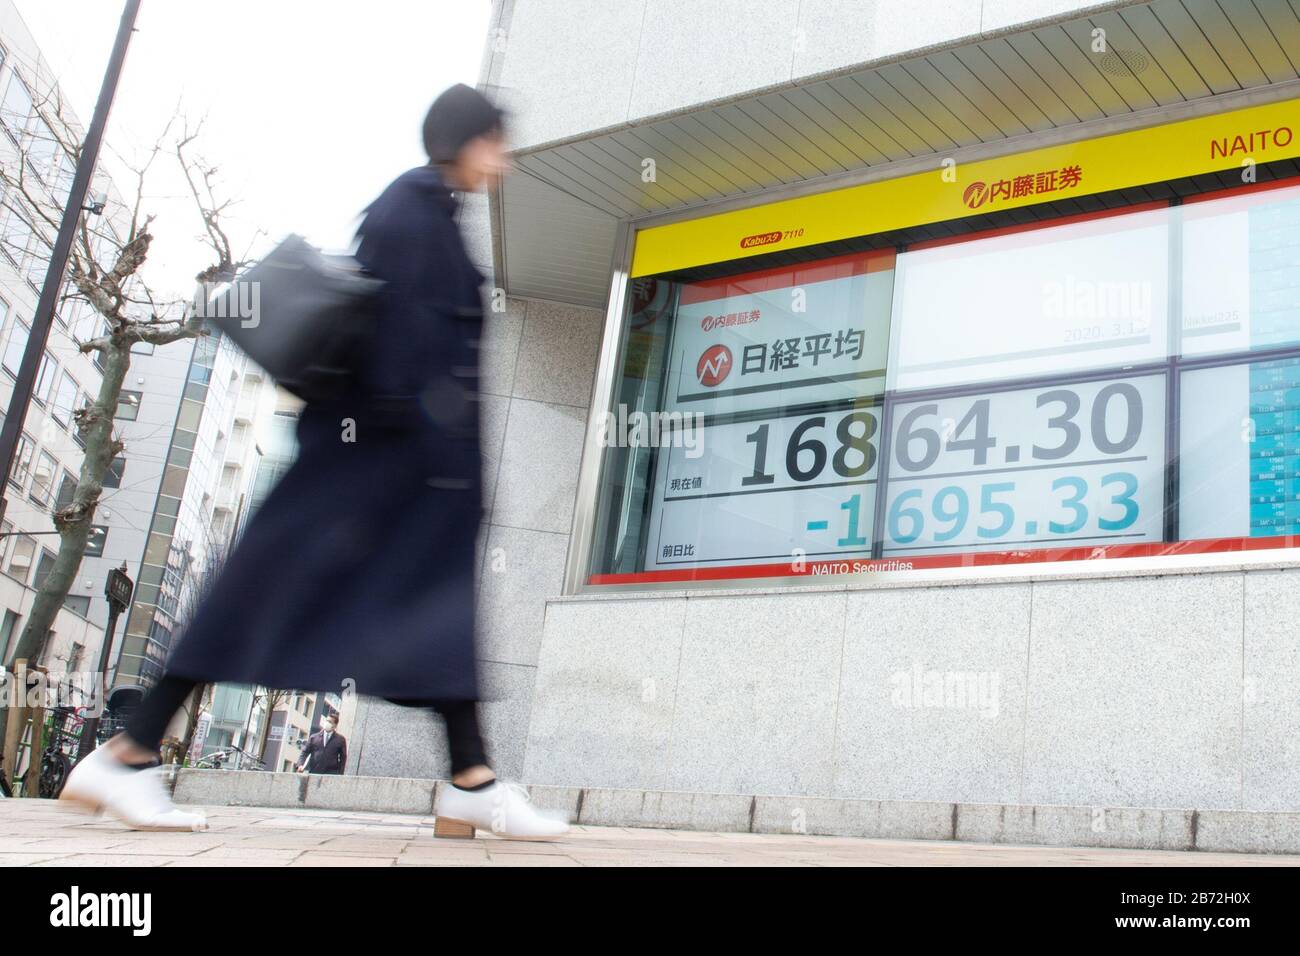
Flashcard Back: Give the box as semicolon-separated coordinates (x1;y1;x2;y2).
62;85;568;841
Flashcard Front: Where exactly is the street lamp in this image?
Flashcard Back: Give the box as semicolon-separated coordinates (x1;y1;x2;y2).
77;563;133;759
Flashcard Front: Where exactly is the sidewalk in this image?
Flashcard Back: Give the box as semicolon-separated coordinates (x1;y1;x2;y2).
3;799;1300;866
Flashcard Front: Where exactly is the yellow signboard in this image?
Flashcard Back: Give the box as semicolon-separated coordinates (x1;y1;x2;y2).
630;97;1299;278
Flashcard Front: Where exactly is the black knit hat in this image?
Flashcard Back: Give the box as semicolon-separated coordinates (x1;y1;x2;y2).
421;83;505;163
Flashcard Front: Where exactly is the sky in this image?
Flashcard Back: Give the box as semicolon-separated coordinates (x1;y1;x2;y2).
13;0;493;299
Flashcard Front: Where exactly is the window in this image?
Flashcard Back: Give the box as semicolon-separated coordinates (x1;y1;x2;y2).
32;548;56;589
63;596;90;618
887;207;1169;392
51;371;77;427
6;534;36;584
10;433;34;489
586;178;1300;587
102;455;125;489
0;610;20;663
85;525;107;557
1;201;34;269
54;470;76;510
0;72;34;142
2;318;28;376
29;451;56;506
33;350;56;404
116;389;142;420
25;115;60;185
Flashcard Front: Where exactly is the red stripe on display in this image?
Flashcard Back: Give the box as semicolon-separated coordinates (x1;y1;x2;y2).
677;249;894;306
587;535;1300;585
1180;173;1300;205
906;199;1170;253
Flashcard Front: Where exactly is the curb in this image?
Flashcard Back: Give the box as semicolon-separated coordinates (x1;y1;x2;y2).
170;769;1300;855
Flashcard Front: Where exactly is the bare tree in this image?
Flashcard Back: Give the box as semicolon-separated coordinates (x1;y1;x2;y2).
255;687;291;764
0;61;252;747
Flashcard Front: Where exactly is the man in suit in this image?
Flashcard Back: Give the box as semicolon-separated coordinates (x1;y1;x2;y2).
297;714;346;775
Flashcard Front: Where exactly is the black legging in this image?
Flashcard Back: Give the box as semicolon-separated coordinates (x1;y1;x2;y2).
124;675;489;775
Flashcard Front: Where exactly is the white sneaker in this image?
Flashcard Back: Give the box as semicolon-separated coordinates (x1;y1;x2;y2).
434;780;569;841
60;744;207;832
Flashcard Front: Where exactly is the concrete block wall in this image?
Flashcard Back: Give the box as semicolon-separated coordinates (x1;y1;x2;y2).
521;569;1300;813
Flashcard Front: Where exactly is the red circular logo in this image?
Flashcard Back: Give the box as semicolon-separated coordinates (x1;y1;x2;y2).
696;344;732;387
963;181;989;209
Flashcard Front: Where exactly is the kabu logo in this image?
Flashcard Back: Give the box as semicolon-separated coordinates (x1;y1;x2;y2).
50;886;151;937
739;231;782;249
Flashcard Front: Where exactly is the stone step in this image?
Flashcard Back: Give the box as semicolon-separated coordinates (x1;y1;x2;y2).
169;768;1300;855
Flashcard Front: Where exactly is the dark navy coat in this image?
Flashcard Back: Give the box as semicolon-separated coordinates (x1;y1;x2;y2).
165;165;485;701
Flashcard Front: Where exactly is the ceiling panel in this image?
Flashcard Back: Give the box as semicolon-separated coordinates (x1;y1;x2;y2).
500;0;1300;308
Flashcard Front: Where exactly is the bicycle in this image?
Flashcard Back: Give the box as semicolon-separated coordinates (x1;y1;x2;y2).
37;706;88;799
194;745;266;771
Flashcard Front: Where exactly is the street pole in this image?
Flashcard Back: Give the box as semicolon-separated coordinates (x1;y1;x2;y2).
0;0;141;530
77;565;132;759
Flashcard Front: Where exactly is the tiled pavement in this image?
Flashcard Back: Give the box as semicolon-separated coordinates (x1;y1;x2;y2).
2;799;1299;866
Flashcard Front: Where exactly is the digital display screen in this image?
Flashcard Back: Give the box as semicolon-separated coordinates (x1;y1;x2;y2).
889;209;1169;391
646;405;880;569
660;253;893;415
597;182;1300;585
644;253;892;571
882;375;1167;553
1181;357;1300;540
1181;189;1300;355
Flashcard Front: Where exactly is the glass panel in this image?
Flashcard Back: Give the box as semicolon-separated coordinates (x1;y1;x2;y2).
2;205;33;267
888;207;1170;392
590;252;894;578
1181;183;1300;356
882;373;1166;555
176;399;202;431
0;74;34;139
34;351;56;404
32;549;55;589
51;371;76;427
54;471;76;510
115;389;141;420
85;525;107;557
1180;356;1300;540
26;116;58;182
3;319;29;376
102;456;125;489
143;531;172;567
6;534;35;583
160;463;188;497
592;181;1300;588
29;451;55;505
10;434;34;487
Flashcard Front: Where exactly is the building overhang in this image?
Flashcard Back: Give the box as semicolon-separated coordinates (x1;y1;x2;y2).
494;0;1300;308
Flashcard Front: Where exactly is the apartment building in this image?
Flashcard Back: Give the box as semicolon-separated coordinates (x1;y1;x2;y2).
0;0;145;694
